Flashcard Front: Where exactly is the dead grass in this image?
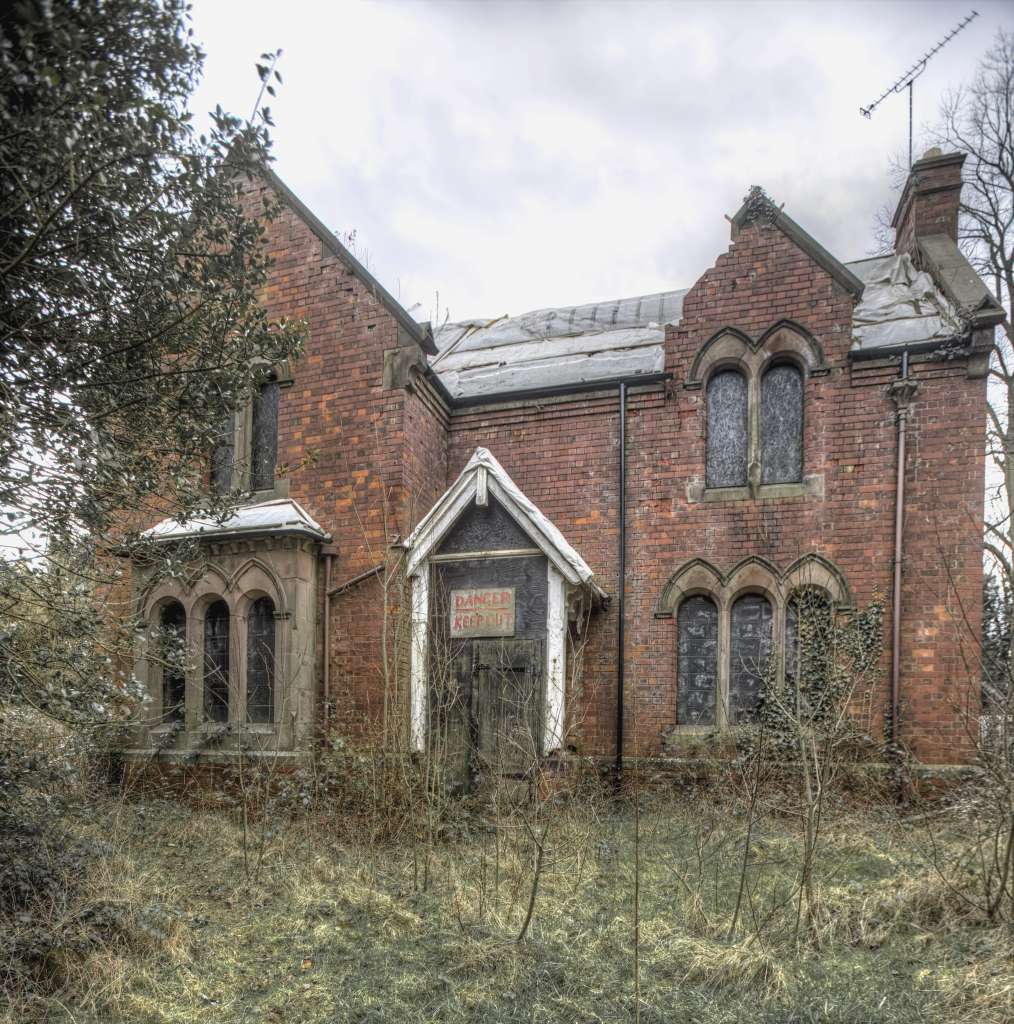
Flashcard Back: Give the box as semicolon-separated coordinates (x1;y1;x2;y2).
2;786;1012;1024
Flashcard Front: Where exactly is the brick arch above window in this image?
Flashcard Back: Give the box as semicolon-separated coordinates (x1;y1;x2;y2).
782;553;850;607
686;320;827;390
655;553;849;618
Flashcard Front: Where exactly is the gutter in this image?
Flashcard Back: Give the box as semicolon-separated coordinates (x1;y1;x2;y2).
424;369;671;411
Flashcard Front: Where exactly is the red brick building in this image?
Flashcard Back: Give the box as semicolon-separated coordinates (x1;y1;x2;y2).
130;149;1004;771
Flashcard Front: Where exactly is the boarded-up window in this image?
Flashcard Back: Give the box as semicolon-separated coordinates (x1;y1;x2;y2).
729;594;772;724
785;588;833;714
250;378;279;492
706;370;748;488
760;363;803;485
246;596;275;723
210;412;235;494
203;600;230;722
160;601;186;723
677;596;718;726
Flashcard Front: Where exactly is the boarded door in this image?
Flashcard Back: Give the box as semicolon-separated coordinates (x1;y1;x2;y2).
471;639;545;779
428;637;545;789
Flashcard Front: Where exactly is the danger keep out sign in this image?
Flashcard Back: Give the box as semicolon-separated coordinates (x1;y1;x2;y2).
450;587;516;638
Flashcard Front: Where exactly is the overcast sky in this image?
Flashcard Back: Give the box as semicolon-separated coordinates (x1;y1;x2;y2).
190;0;1010;326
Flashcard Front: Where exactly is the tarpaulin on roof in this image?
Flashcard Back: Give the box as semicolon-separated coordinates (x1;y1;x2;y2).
848;253;964;354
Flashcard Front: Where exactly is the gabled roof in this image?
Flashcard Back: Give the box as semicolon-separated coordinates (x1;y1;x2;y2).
259;165;437;356
730;187;866;299
144;498;329;543
402;447;605;597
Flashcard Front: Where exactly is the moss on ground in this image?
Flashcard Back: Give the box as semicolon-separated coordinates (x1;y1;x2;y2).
2;792;1011;1024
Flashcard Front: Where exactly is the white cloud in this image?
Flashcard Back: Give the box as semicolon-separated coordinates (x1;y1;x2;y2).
189;0;1011;321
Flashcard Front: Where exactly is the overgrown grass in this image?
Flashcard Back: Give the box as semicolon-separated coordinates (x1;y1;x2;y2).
2;779;1011;1024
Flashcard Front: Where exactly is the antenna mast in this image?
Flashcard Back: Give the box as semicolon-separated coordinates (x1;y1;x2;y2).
860;10;979;168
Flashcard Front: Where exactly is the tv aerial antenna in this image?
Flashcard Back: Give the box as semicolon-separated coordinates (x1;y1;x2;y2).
860;10;979;168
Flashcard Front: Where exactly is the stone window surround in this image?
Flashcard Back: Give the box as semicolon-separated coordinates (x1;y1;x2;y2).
143;557;291;739
685;322;828;502
216;360;294;501
655;554;849;732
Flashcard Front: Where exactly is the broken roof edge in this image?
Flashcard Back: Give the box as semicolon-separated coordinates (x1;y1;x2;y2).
915;234;1005;325
730;189;865;299
257;164;437;356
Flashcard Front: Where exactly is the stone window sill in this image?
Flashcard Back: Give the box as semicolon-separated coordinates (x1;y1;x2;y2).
688;474;823;503
251;478;289;501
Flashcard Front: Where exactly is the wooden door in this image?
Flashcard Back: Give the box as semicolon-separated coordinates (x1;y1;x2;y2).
470;639;545;780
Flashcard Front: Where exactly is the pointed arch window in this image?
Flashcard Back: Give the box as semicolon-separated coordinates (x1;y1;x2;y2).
204;600;230;722
246;596;276;723
706;369;748;488
208;370;283;494
677;596;719;726
210;412;236;495
159;601;186;723
760;363;803;484
250;376;279;492
729;594;773;724
785;587;833;715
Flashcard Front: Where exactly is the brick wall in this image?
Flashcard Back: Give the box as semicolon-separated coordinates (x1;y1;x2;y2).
242;177;985;767
440;219;985;764
240;180;425;742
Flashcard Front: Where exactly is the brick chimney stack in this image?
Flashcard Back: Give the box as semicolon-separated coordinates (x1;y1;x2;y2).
891;148;966;258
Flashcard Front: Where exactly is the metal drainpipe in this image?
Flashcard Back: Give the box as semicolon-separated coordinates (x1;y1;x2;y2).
615;382;627;782
889;350;917;775
323;552;333;734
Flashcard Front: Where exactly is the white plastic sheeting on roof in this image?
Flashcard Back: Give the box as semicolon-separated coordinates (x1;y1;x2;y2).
848;253;963;354
428;252;967;400
144;498;328;542
432;291;685;400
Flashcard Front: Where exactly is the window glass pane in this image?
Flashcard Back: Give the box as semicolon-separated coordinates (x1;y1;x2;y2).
246;596;276;724
160;602;186;723
678;596;718;726
729;594;773;724
210;412;235;494
706;370;748;488
250;379;279;491
760;363;803;484
204;600;230;722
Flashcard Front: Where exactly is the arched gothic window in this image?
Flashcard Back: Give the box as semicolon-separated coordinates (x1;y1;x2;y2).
706;369;748;488
159;601;186;723
246;596;276;723
760;363;803;484
210;412;236;495
677;596;719;726
250;376;279;492
204;600;230;722
729;594;773;724
785;587;833;715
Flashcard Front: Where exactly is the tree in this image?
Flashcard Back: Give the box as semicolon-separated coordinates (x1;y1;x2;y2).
930;28;1014;923
933;32;1014;590
0;1;302;759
